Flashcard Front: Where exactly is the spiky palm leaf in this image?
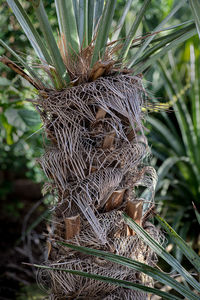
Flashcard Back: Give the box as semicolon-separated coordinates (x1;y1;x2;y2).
0;0;198;299
0;0;197;90
27;214;200;300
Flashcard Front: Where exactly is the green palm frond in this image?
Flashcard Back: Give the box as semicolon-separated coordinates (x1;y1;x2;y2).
0;0;197;90
24;262;183;300
124;214;200;294
28;213;200;300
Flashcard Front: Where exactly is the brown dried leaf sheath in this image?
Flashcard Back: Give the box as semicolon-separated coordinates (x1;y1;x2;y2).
36;74;160;299
65;215;80;240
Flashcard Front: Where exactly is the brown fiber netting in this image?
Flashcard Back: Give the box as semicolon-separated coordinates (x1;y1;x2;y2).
34;74;162;299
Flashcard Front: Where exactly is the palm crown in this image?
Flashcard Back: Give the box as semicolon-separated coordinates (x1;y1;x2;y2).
0;0;197;90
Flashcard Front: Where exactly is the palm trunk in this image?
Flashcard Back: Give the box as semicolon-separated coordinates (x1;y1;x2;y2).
36;73;160;299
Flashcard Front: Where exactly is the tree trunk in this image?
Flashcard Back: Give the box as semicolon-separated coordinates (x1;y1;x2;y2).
37;74;160;299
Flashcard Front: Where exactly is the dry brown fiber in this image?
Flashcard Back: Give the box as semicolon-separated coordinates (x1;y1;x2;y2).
34;74;161;299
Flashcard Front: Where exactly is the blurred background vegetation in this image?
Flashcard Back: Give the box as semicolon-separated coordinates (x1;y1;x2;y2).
0;0;199;299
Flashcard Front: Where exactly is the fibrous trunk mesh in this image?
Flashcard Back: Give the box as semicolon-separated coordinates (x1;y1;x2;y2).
36;74;160;299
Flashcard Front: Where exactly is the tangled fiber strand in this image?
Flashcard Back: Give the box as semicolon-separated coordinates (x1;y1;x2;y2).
38;218;162;299
38;216;162;299
36;74;161;299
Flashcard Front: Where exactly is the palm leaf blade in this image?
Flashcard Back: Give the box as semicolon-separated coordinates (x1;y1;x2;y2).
118;0;151;62
79;0;88;47
156;214;200;273
88;0;95;44
129;0;187;68
0;39;43;86
6;0;52;65
123;213;200;293
134;23;195;66
57;241;196;299
27;263;182;300
94;0;104;28
112;0;133;41
55;0;79;55
34;0;68;87
133;28;196;74
91;0;117;66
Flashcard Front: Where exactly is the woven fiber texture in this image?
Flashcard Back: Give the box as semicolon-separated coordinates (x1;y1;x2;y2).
35;74;160;299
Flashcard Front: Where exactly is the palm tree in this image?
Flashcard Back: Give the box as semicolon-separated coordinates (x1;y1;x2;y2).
0;0;198;299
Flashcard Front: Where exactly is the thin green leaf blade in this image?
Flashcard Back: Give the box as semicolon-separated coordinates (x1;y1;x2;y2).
156;157;188;191
55;0;80;54
34;0;68;87
88;0;95;44
112;0;133;41
158;59;199;172
0;40;43;86
160;111;183;140
28;263;182;300
134;23;195;66
57;241;196;300
79;0;88;47
123;213;200;293
190;44;200;148
118;0;151;62
7;0;52;65
72;0;79;32
133;28;197;74
129;0;187;68
91;0;117;66
156;214;200;273
94;0;104;28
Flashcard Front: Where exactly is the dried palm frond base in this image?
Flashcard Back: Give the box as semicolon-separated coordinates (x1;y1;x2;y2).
34;73;161;299
38;215;161;299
